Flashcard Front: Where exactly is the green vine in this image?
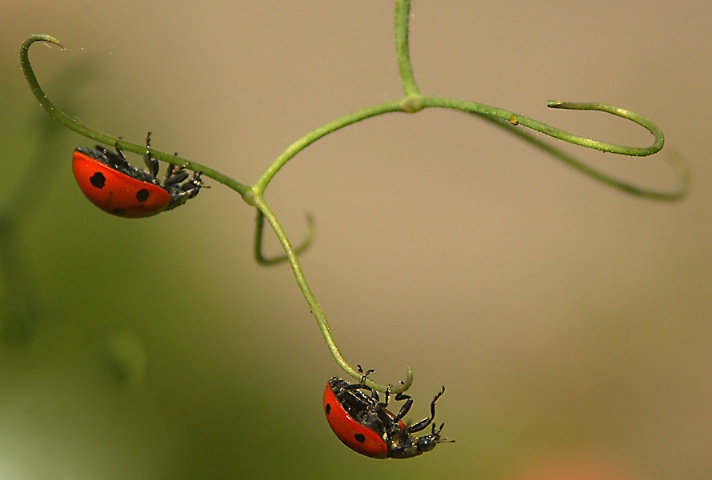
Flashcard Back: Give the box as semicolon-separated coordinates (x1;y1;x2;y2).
19;0;688;393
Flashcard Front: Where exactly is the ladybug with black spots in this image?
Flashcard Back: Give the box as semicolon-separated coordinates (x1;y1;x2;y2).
323;367;453;459
72;133;203;218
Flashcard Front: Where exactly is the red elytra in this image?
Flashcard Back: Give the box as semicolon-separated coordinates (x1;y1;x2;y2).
73;150;172;218
323;379;391;458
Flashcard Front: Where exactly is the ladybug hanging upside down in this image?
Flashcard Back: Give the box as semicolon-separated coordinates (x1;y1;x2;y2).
323;367;453;459
72;132;203;218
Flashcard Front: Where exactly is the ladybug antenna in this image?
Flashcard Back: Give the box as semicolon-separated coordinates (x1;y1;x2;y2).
433;423;455;444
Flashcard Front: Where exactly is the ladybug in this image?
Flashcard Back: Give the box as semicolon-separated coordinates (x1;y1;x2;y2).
72;133;202;218
323;368;452;459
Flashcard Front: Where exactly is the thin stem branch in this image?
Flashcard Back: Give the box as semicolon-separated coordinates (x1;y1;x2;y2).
252;194;413;392
395;0;420;98
253;100;405;194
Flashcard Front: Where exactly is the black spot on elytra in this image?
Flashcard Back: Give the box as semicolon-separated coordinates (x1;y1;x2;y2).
112;208;127;216
136;189;150;202
325;403;331;415
354;433;366;443
90;172;106;188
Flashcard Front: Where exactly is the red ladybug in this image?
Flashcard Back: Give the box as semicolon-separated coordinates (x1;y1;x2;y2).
72;133;202;218
323;369;452;459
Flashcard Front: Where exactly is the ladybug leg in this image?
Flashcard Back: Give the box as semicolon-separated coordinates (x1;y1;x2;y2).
373;384;395;425
180;172;204;199
163;168;205;211
341;365;380;401
392;392;414;423
112;137;127;161
405;386;446;434
192;172;204;193
381;384;392;407
96;138;131;170
359;366;381;402
142;131;159;180
163;153;183;185
164;154;204;198
357;365;375;385
342;366;372;386
164;165;190;186
341;365;374;389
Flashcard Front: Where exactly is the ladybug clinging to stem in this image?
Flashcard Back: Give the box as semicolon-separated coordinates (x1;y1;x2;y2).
72;132;203;218
323;367;453;459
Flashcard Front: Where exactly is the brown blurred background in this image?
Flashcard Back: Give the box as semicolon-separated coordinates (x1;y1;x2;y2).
1;1;711;479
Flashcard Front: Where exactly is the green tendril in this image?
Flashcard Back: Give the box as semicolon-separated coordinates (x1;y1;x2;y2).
474;113;688;201
254;212;316;266
417;97;665;157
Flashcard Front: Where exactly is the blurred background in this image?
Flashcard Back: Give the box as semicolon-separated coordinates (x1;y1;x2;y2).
1;1;711;479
